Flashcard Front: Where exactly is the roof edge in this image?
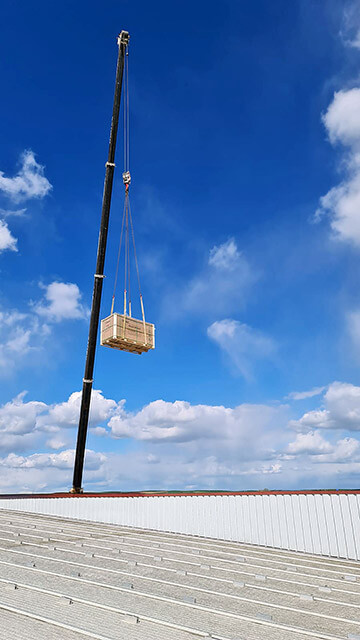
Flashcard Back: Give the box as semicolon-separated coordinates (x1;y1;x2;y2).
0;489;359;500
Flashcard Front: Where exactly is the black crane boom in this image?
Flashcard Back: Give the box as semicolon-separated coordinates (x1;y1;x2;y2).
71;31;129;493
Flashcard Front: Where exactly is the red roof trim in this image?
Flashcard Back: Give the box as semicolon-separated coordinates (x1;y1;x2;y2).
0;489;359;500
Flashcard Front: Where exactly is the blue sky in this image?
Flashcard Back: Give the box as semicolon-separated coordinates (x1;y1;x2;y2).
2;0;360;492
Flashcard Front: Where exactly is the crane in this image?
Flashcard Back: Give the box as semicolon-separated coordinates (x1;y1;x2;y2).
71;31;130;494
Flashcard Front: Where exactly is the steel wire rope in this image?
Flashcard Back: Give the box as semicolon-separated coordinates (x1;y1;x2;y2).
123;46;129;173
128;198;147;342
123;199;129;315
109;41;145;333
128;198;143;299
127;199;131;316
110;199;126;314
111;43;129;316
123;59;126;171
126;48;130;173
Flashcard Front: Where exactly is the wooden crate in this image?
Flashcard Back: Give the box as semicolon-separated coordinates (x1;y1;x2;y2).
100;313;155;354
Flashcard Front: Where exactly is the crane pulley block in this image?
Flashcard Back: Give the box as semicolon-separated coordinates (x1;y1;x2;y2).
122;170;131;185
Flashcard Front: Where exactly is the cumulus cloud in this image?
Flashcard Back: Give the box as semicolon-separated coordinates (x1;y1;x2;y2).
0;392;46;436
1;382;360;492
0;388;119;456
0;449;106;493
108;398;242;442
37;389;118;432
288;431;333;455
289;381;360;432
0;150;52;203
0;219;17;253
321;436;360;463
100;398;290;491
107;397;286;470
315;89;360;247
207;319;276;379
287;431;360;464
0;449;105;471
34;282;89;322
165;238;257;319
0;392;46;452
290;408;331;432
322;89;360;146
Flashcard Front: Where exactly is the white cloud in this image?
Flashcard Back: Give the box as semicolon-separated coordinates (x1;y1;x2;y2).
340;2;360;50
346;309;360;354
207;319;276;379
0;208;27;218
0;388;119;456
288;431;333;455
0;392;46;436
0;449;107;493
208;238;242;270
290;381;360;432
37;389;119;432
0;310;44;375
0;310;27;326
322;89;360;146
0;219;17;253
322;437;360;462
286;386;326;400
262;462;282;474
46;437;68;450
1;383;360;492
349;34;360;50
315;89;360;247
100;398;290;491
289;408;331;432
109;398;245;442
0;449;106;471
34;282;89;322
0;392;46;452
6;327;32;354
0;150;52;203
287;430;360;464
165;238;257;319
107;398;286;469
0;282;87;376
325;381;360;429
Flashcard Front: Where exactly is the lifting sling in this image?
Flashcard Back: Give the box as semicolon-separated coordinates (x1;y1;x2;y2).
100;42;155;355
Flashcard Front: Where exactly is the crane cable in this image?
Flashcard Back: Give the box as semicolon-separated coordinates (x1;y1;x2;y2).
110;44;147;343
110;197;125;315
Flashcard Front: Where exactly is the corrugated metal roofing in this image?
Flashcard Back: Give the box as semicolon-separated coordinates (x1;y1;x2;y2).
2;491;359;560
0;508;359;639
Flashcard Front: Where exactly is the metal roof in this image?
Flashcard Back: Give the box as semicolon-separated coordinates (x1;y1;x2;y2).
1;489;360;499
0;508;359;640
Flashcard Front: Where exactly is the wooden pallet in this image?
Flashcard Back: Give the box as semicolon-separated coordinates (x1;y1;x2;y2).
100;313;155;355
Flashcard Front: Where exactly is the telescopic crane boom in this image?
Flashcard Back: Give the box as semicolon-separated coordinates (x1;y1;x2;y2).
71;31;130;493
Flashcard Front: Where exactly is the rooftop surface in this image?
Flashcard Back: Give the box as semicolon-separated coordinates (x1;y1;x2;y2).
0;508;358;640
